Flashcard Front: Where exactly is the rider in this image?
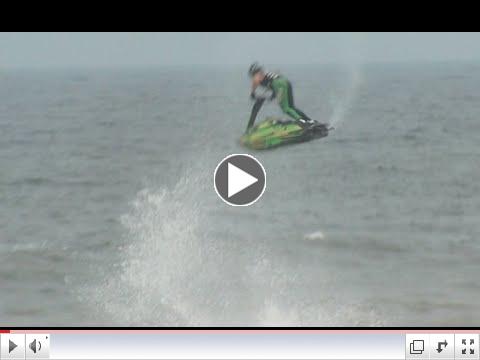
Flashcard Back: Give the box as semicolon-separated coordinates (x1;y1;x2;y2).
248;62;315;126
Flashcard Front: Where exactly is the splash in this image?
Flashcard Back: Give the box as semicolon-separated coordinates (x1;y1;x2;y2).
90;166;222;325
85;163;383;326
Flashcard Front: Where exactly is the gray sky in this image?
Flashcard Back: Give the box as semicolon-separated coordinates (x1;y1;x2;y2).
1;32;480;68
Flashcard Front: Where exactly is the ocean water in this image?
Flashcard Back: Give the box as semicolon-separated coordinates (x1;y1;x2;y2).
1;63;480;326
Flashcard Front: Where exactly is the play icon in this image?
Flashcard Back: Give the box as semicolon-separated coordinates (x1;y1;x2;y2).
9;340;17;353
1;334;25;359
227;163;258;197
214;154;266;206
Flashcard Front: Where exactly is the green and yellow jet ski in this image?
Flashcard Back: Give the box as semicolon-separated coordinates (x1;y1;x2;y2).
241;117;329;150
240;98;331;150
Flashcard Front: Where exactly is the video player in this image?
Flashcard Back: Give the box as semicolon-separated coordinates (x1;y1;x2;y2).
1;32;480;351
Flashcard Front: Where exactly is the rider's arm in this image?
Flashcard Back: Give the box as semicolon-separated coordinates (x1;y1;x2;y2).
250;82;258;99
269;87;276;101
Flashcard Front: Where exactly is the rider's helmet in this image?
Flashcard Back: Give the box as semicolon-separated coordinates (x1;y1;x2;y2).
248;62;263;77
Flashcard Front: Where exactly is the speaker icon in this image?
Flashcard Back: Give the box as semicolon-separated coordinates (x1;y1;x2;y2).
25;334;50;358
29;339;42;354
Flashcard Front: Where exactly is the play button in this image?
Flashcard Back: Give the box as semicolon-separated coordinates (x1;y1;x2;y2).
1;334;25;359
227;163;258;197
214;154;266;206
9;340;17;353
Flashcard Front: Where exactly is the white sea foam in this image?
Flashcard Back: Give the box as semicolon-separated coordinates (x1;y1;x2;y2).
304;231;326;241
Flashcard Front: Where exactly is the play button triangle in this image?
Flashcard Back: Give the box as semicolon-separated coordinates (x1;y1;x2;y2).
228;162;258;198
9;340;17;353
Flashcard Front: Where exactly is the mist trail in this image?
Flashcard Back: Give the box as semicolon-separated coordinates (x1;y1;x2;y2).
329;65;363;129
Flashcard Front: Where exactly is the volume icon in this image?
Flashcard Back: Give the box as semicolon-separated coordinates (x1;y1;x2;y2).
29;339;42;354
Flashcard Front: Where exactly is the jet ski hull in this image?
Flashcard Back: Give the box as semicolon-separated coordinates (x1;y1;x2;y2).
240;118;329;150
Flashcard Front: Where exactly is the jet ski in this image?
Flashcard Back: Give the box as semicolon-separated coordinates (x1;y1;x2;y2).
240;117;330;150
240;98;331;150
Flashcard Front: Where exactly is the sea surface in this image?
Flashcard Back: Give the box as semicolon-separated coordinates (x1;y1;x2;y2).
1;63;480;326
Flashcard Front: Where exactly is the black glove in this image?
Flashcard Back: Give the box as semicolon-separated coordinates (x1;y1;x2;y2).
250;92;256;100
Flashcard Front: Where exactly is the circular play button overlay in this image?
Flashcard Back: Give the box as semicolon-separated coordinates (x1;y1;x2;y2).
214;154;266;206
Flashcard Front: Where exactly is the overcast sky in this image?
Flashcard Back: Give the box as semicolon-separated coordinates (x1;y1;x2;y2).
1;32;480;68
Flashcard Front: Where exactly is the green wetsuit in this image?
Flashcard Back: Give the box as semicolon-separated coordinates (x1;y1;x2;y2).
261;72;311;121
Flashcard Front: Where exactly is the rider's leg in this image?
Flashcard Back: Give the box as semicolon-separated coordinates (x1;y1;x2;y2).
286;82;311;121
272;78;311;121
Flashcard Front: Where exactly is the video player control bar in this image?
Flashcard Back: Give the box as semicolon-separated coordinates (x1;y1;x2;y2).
1;331;479;360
